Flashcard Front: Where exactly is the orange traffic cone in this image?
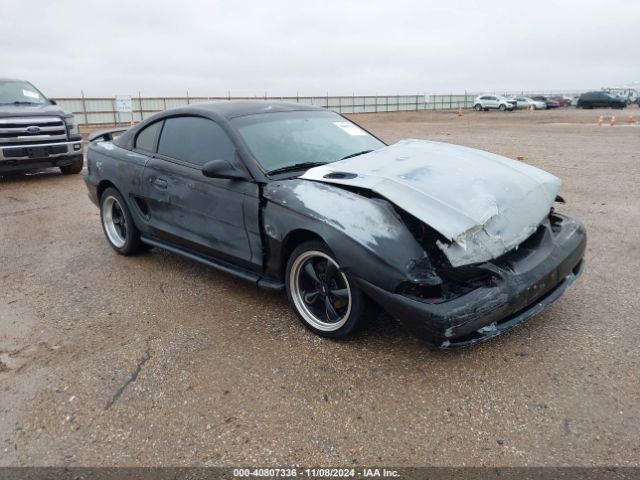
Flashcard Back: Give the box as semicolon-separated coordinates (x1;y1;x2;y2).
457;108;464;117
626;115;636;124
610;116;616;127
597;116;603;126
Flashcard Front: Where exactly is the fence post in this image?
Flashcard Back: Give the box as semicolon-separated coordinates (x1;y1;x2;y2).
81;90;89;127
112;97;118;126
186;91;190;105
138;91;143;122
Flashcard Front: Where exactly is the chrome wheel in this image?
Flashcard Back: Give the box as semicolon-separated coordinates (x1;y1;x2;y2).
102;195;127;248
289;251;352;332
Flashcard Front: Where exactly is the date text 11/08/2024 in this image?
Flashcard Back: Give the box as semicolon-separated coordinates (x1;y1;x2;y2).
232;468;400;477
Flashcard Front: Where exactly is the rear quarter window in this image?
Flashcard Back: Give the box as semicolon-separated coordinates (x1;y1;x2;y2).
135;121;162;152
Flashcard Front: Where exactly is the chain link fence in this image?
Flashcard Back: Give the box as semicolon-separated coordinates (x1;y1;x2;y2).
54;91;584;126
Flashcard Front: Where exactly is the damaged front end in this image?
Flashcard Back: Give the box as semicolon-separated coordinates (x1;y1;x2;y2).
300;139;586;347
352;208;586;348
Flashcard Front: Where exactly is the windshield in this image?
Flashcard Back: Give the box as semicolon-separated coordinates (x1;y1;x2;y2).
231;110;385;173
0;80;49;105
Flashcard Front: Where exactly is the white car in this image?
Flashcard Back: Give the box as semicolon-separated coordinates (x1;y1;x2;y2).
513;97;547;110
473;95;515;111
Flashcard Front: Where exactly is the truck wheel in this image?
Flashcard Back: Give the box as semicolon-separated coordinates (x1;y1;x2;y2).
60;156;83;175
286;241;369;339
100;187;143;255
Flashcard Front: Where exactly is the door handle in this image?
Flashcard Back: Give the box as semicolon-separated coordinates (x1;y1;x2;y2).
153;178;168;189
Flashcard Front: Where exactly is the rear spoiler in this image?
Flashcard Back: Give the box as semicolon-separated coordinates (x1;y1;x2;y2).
88;127;129;143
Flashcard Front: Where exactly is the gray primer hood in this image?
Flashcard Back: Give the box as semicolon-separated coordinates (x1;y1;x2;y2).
300;139;561;267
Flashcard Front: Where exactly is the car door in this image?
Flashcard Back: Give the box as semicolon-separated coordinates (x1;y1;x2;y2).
142;115;259;270
595;93;608;107
486;96;498;109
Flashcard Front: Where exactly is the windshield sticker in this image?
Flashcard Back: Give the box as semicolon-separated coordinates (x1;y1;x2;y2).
22;89;40;99
333;121;367;136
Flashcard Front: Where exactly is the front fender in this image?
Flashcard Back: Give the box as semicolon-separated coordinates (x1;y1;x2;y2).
262;179;433;291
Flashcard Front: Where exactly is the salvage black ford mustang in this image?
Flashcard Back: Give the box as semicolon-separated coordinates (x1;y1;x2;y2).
85;101;586;347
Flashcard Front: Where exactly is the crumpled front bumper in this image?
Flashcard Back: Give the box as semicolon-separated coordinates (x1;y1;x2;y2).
353;216;586;348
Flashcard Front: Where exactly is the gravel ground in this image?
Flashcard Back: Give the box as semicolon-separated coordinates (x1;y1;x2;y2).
0;107;638;466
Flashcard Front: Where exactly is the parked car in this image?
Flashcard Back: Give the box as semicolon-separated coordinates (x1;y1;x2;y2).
513;96;547;110
85;101;586;348
473;95;515;111
548;95;571;107
577;91;627;109
531;96;561;109
0;78;83;175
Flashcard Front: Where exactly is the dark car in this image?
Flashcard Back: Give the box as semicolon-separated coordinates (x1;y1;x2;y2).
85;101;586;348
0;78;83;175
577;91;626;109
531;96;561;109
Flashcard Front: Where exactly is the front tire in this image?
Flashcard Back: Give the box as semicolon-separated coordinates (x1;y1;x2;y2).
285;241;368;339
60;156;83;175
499;104;507;111
99;187;143;255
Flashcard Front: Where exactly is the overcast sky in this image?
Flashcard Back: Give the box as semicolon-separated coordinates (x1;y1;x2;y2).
2;0;639;97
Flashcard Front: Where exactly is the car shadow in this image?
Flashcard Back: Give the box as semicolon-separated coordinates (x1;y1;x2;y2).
0;168;67;184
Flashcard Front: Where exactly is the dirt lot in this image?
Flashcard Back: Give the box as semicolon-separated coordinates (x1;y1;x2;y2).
1;107;639;466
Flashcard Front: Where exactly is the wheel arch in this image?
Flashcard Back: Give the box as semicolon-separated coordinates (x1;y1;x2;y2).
97;180;118;201
280;229;328;277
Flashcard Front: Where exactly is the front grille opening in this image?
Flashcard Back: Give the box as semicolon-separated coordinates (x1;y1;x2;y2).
0;117;67;147
396;282;444;302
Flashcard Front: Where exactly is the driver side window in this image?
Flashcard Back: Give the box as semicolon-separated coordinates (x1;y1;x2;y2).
157;116;236;167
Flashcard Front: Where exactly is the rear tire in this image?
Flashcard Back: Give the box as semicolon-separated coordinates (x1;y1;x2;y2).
285;241;369;339
473;104;482;111
99;187;143;255
60;156;83;175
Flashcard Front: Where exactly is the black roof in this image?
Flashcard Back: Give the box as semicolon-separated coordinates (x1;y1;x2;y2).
186;100;323;119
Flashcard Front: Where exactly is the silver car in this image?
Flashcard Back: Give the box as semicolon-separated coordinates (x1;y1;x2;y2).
473;95;515;111
513;96;547;110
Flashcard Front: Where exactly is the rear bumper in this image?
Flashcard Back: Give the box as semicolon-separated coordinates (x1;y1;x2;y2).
0;140;83;173
353;216;586;348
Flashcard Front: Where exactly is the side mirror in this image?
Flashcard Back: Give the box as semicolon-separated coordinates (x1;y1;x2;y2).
202;159;247;181
49;99;57;105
